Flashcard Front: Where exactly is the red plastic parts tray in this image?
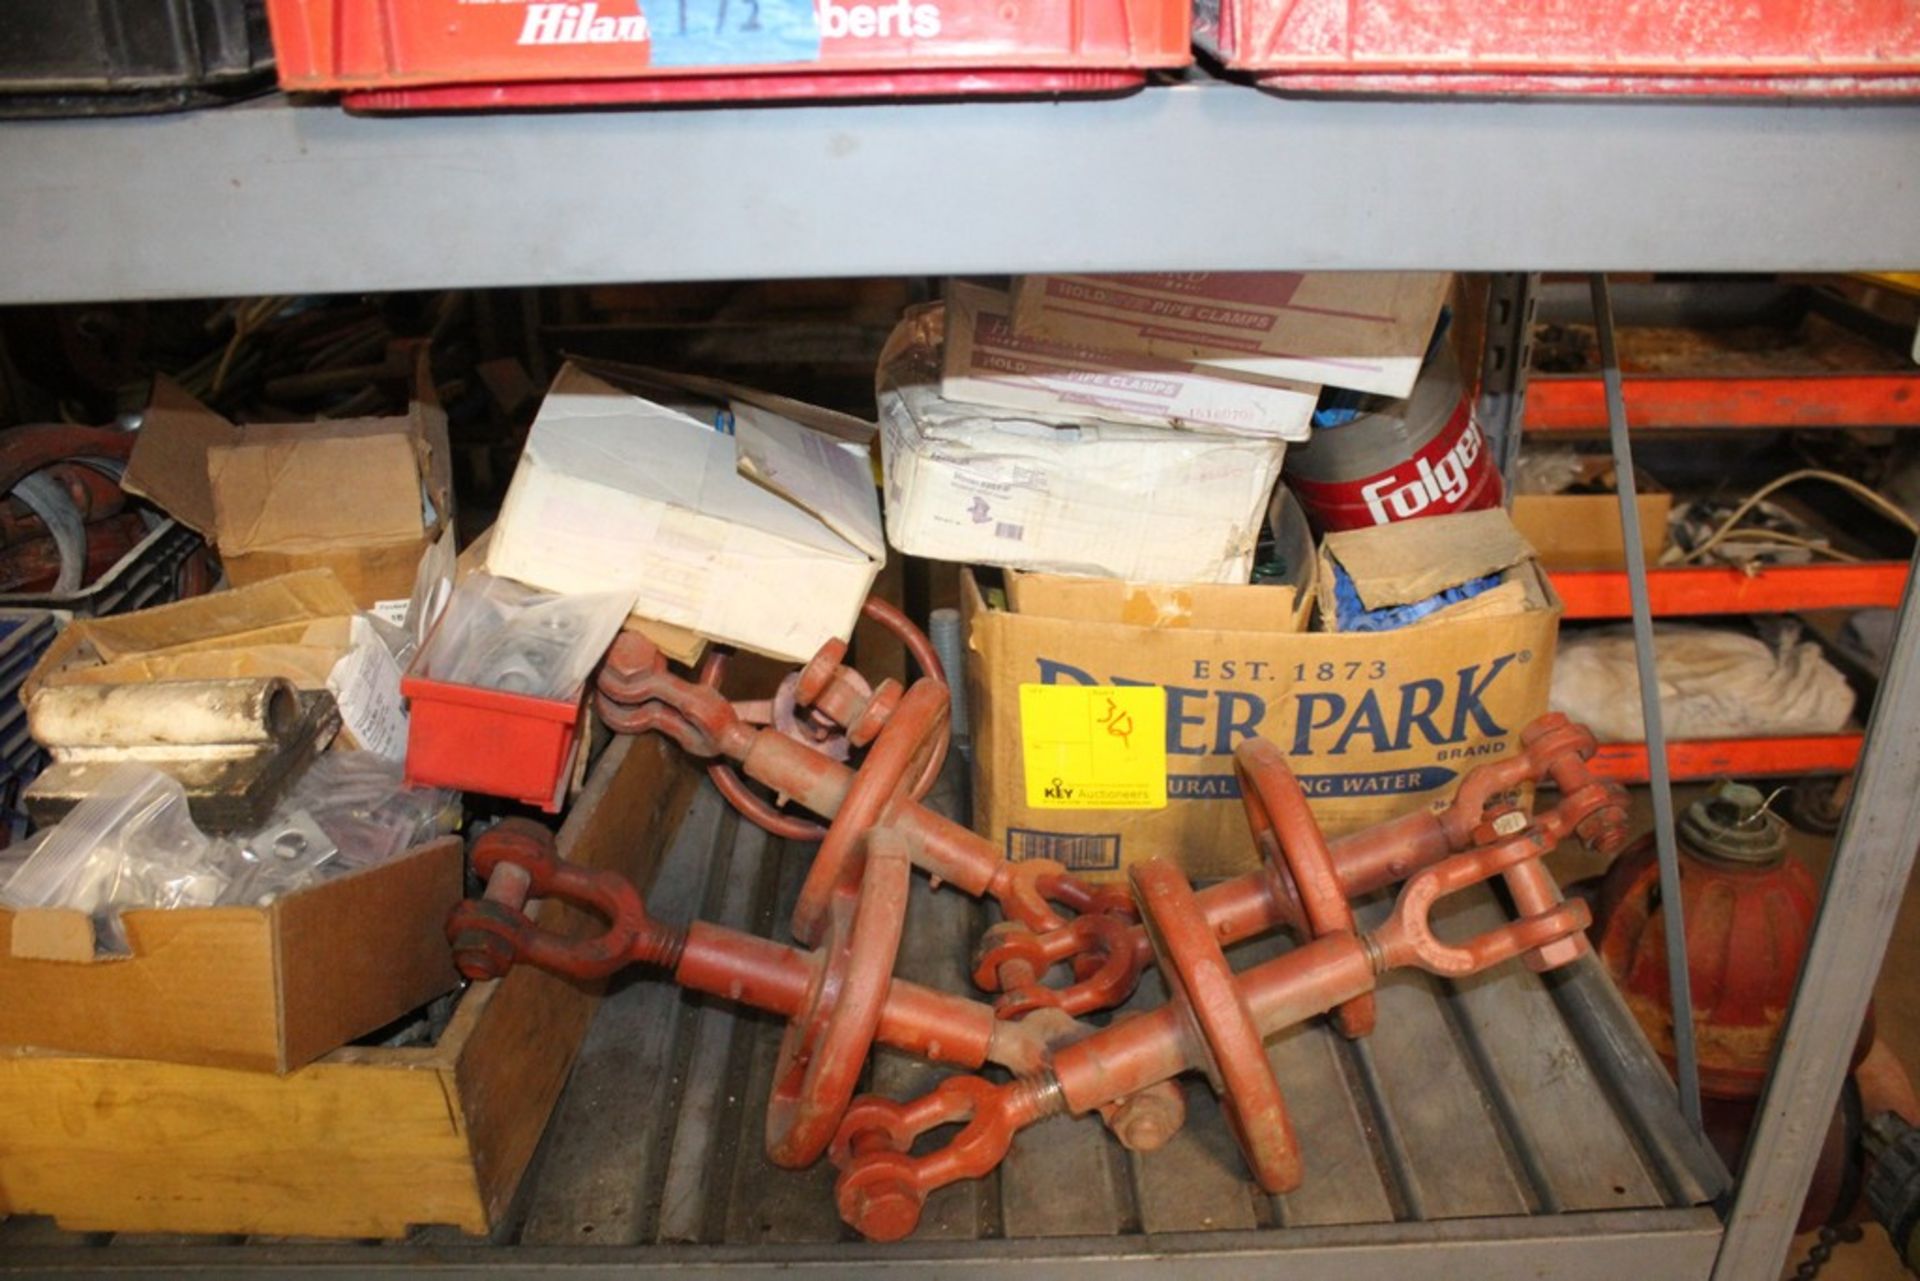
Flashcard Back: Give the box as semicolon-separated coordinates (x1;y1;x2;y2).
264;0;1188;107
1197;0;1920;97
401;673;583;813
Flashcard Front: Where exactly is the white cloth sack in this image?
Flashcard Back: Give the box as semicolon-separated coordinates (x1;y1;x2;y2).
1551;623;1855;742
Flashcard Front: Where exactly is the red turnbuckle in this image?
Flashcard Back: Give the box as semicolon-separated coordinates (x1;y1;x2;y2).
595;632;1130;947
976;712;1627;1021
446;819;1180;1168
832;826;1592;1241
698;596;950;843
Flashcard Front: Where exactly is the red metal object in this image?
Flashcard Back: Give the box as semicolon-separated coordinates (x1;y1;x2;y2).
702;597;948;844
1200;0;1920;96
0;424;135;494
977;712;1627;1018
265;0;1189;107
1525;374;1920;434
1588;734;1864;784
1552;562;1911;620
448;818;1179;1167
1592;789;1820;1100
833;830;1593;1240
595;632;1128;946
1586;781;1884;1231
0;512;147;594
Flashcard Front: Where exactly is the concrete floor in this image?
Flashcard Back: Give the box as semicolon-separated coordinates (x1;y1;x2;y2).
1551;783;1920;1281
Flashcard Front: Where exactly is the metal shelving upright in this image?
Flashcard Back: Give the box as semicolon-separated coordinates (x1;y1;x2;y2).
1;79;1918;1281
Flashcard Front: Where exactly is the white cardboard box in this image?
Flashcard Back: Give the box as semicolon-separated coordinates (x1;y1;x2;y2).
940;282;1317;440
1011;272;1453;399
879;306;1285;584
486;363;884;663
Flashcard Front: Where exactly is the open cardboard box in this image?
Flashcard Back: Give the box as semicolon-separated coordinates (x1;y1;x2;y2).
0;733;698;1237
1510;458;1672;571
124;348;453;612
485;360;884;664
967;507;1559;882
23;569;362;700
0;835;463;1073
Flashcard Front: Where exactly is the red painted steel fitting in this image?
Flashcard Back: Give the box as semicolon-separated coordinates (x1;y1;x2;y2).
680;597;948;844
978;715;1627;1019
597;634;1119;948
832;831;1592;1241
447;821;1167;1169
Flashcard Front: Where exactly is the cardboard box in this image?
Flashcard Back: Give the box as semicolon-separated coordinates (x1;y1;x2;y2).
1317;507;1540;632
1010;272;1453;398
941;281;1317;440
23;569;363;699
1005;487;1319;633
966;522;1559;881
0;733;697;1238
486;362;884;664
0;836;463;1073
880;306;1286;583
1510;462;1672;571
124;356;454;612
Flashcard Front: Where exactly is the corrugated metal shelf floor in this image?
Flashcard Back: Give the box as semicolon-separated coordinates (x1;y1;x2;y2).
0;780;1728;1278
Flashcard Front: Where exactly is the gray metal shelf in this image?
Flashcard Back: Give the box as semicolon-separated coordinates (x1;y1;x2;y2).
0;781;1729;1279
1;82;1920;304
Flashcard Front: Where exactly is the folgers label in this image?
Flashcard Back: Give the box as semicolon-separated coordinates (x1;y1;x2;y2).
1284;347;1503;532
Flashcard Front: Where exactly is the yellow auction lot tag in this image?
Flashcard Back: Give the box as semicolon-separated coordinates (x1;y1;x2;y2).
1020;684;1167;810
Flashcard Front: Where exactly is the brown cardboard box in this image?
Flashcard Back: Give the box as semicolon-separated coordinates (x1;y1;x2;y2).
966;530;1559;882
1510;462;1671;571
0;734;695;1237
23;569;362;700
1010;272;1454;399
0;836;462;1073
124;353;453;612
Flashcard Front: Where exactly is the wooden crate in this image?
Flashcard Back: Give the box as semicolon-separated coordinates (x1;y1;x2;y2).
0;733;698;1239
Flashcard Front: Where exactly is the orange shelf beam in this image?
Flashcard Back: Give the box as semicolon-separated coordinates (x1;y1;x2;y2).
1524;373;1920;433
1551;562;1909;619
1588;734;1863;784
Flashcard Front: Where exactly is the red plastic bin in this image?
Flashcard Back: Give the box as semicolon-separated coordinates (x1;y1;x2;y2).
1198;0;1920;97
264;0;1188;108
401;673;584;813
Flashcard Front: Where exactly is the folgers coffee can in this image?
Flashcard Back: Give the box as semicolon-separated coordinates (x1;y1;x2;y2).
1283;346;1502;531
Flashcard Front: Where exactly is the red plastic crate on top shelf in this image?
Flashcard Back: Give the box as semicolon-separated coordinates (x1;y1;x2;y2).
264;0;1188;108
1197;0;1920;96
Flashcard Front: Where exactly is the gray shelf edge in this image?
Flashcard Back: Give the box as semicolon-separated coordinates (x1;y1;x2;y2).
0;1208;1725;1279
2;84;1920;303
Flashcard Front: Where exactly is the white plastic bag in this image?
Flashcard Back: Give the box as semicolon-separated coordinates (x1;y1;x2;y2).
417;571;633;701
0;764;236;950
1550;623;1855;742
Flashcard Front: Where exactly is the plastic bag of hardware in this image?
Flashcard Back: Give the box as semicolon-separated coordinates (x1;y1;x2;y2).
1551;622;1855;742
416;571;633;700
0;764;236;951
280;750;459;871
223;809;340;907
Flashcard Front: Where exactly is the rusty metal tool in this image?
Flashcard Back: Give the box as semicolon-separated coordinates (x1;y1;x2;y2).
831;829;1593;1242
448;819;1183;1170
977;712;1628;1022
595;633;1129;947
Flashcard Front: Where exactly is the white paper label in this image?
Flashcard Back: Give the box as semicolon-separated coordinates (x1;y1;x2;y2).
327;619;410;763
371;598;412;628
